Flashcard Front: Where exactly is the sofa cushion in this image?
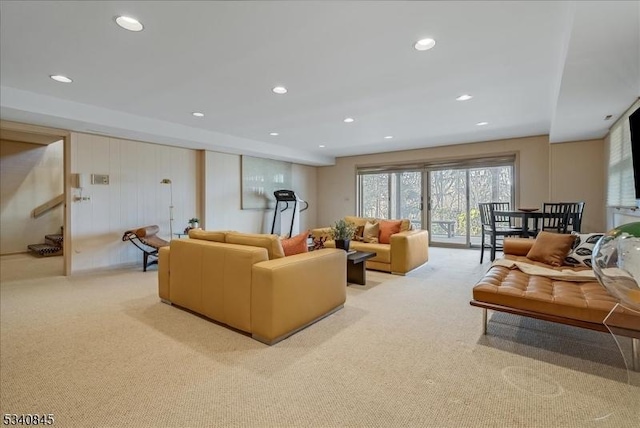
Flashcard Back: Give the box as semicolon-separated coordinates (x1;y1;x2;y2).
350;241;391;263
399;219;412;232
353;225;365;241
564;232;605;268
526;231;575;267
225;232;285;259
363;221;379;243
344;216;373;228
188;229;230;242
281;231;309;256
379;220;402;244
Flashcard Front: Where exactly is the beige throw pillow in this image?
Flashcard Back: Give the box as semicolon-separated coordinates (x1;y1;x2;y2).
363;221;379;244
526;231;576;267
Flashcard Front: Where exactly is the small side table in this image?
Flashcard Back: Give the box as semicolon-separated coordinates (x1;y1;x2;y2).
347;251;376;285
173;232;188;239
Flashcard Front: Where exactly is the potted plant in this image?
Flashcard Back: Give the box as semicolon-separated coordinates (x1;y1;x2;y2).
330;219;357;251
188;217;200;229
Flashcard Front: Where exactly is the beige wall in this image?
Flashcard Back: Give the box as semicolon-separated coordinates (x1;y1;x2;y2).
549;139;605;232
0;139;64;254
317;135;551;227
69;133;197;273
203;151;317;234
317;135;606;231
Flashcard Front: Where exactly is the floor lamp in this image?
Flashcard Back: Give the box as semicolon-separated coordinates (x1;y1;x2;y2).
160;178;173;238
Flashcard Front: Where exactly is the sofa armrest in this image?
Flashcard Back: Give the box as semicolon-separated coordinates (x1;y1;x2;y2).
310;227;332;240
503;238;534;256
251;248;346;344
158;246;170;301
390;230;429;274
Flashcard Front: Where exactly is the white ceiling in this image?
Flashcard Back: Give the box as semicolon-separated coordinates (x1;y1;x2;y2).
1;1;638;166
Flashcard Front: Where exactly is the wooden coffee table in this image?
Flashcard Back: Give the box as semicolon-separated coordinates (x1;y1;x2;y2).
347;251;376;285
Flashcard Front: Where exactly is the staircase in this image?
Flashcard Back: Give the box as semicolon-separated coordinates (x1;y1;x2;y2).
28;232;63;257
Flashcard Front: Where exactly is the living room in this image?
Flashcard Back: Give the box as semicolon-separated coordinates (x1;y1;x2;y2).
1;1;639;427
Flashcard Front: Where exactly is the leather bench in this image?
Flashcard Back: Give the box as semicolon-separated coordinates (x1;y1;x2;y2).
470;237;640;370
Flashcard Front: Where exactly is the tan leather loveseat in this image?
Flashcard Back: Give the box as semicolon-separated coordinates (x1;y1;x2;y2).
158;230;346;345
471;237;640;369
311;216;429;275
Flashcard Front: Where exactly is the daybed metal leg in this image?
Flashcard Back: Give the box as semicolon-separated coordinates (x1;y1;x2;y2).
632;338;639;372
482;308;488;335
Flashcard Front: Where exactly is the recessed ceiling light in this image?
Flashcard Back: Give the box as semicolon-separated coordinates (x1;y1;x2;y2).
319;144;326;148
343;117;355;123
192;112;204;117
269;132;279;136
50;75;72;83
414;38;436;51
456;94;473;101
476;121;489;126
116;16;144;32
272;86;287;95
384;136;393;139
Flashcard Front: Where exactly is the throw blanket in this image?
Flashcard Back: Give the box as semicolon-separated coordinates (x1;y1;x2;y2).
491;259;597;282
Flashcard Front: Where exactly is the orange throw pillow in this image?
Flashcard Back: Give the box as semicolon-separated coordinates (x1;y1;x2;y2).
281;230;309;256
526;231;576;266
378;220;403;244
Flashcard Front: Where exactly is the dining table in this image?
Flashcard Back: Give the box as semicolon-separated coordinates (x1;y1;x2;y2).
493;208;545;238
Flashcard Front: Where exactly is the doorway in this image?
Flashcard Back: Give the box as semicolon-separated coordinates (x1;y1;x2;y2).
0;122;70;276
427;164;514;247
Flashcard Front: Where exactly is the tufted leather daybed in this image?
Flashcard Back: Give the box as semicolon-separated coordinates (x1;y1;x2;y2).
470;237;640;370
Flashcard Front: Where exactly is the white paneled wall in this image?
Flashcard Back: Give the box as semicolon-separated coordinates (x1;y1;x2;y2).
70;133;197;272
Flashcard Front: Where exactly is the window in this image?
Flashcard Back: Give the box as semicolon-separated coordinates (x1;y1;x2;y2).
607;99;639;208
358;171;422;228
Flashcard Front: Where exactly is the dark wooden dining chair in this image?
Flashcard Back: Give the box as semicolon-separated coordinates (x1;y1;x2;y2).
541;202;584;234
478;202;523;263
541;203;570;233
564;201;585;233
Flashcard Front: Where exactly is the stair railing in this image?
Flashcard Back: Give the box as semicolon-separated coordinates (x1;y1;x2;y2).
32;194;64;218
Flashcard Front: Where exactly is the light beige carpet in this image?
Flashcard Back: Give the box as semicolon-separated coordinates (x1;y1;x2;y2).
1;248;638;427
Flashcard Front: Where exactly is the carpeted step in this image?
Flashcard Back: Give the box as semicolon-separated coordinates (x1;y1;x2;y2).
45;233;63;247
27;243;63;257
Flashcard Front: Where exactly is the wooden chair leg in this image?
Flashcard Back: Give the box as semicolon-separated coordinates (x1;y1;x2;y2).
490;234;497;261
480;232;485;263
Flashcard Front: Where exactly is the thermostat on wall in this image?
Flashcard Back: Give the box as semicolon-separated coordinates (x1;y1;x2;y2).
91;174;109;185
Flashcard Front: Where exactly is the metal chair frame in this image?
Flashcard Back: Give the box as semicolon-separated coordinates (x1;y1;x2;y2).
122;225;169;271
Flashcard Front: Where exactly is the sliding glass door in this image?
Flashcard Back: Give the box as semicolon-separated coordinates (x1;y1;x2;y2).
358;158;513;248
428;169;467;245
428;165;514;247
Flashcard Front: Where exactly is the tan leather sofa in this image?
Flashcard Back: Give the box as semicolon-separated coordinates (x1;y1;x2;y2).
158;230;346;345
311;216;429;275
471;237;640;369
